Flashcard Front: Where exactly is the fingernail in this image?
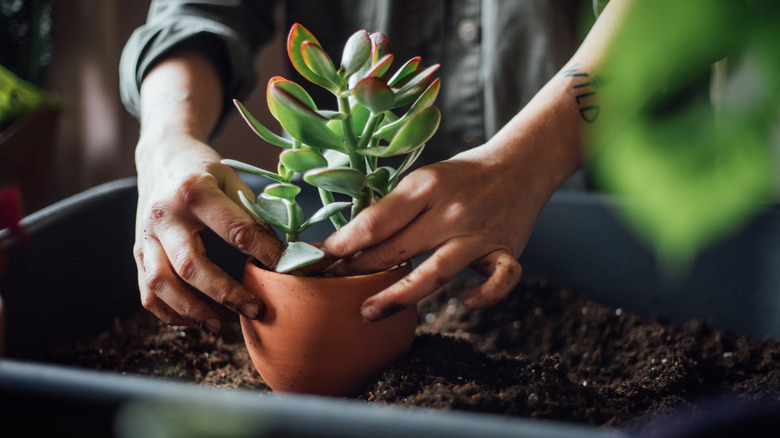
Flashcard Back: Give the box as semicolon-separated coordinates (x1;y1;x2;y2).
241;303;260;319
362;303;406;322
361;305;380;321
462;296;478;310
205;318;222;333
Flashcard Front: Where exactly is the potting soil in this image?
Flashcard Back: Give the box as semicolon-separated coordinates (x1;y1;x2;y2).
49;277;780;429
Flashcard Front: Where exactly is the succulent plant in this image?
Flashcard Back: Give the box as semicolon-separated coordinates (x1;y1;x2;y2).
223;23;441;273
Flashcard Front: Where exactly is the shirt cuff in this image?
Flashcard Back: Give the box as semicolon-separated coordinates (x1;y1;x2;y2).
119;15;257;131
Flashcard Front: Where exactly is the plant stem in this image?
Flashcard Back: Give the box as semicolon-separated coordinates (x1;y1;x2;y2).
357;113;383;150
285;199;300;242
338;96;371;218
318;188;348;229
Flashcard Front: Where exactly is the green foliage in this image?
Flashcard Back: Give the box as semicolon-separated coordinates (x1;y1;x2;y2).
223;23;441;272
0;64;58;131
589;0;780;272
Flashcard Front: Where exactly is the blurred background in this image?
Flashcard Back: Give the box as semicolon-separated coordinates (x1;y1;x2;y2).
1;0;285;213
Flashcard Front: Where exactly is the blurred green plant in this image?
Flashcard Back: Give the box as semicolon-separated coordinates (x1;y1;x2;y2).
0;63;58;132
589;0;780;273
223;23;440;273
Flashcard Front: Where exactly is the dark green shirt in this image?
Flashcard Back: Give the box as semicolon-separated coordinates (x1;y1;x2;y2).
120;0;590;179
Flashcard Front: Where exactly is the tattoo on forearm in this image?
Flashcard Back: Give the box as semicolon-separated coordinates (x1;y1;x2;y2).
562;65;609;123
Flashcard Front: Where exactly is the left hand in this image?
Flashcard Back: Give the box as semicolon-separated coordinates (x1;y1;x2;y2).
323;144;550;321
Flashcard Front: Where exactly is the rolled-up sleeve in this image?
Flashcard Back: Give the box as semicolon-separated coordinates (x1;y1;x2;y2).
119;0;276;122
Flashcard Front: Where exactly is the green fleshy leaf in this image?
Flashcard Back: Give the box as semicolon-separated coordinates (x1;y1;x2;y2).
323;149;350;167
353;77;395;114
300;201;353;232
359;106;440;157
340;30;371;76
366;54;394;79
316;110;347;120
279;149;328;173
588;0;769;269
233;100;294;149
389;145;425;188
408;78;441;113
276;241;325;273
374;79;441;141
287;23;333;91
264;183;301;201
239;191;290;233
392;64;440;108
269;84;346;151
387;56;421;87
303;167;367;198
327;99;370;137
277;162;295;181
221;159;287;183
366;167;392;194
349;55;395;89
369;32;392;64
267;77;318;116
301;41;341;91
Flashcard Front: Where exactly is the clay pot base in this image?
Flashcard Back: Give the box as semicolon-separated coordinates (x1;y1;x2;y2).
241;259;416;396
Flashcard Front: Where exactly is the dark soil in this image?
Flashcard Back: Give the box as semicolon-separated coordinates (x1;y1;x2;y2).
49;277;780;430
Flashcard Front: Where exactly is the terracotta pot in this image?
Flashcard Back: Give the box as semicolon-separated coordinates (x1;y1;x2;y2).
240;259;416;396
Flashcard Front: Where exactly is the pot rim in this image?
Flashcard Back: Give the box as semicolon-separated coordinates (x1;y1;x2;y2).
245;257;411;282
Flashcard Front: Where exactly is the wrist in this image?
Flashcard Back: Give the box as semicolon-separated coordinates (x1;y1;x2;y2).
478;73;588;202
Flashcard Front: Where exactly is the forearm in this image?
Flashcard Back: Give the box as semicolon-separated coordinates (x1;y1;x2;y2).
136;50;225;169
472;0;637;200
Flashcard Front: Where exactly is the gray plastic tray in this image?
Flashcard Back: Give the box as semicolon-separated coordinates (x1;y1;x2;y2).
2;177;778;436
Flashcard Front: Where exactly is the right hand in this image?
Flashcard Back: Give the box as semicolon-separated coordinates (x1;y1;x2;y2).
133;132;282;333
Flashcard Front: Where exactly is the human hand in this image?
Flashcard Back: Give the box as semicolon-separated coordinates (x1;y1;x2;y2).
323;144;552;321
133;132;282;332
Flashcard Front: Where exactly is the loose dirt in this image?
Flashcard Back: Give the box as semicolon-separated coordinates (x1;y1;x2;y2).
49;277;780;431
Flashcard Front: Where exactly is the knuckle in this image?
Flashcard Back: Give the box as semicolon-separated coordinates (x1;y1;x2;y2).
176;173;215;207
422;253;448;277
139;291;156;311
209;280;234;305
354;211;383;242
144;268;166;293
225;219;255;252
132;244;144;262
442;201;468;226
172;251;197;282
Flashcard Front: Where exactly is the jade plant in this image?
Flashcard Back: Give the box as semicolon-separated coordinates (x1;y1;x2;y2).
222;23;441;273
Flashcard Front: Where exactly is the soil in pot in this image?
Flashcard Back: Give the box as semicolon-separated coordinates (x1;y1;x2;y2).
49;277;780;429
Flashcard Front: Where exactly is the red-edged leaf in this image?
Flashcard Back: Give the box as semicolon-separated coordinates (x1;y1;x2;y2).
301;41;341;91
264;183;301;202
387;57;421;87
359;106;440;157
269;84;346;151
368;54;394;78
303;167;367;198
373;79;441;140
369;32;392;64
279;149;328;173
353;76;395;114
287;23;333;90
233;99;293;148
392;64;440;107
